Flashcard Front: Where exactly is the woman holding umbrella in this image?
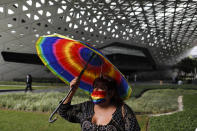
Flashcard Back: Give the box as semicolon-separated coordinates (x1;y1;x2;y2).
58;75;140;131
36;34;140;130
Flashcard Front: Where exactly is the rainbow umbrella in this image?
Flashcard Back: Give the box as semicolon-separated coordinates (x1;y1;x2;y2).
36;34;132;122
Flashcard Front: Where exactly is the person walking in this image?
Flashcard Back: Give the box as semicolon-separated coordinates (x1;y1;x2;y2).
25;74;32;92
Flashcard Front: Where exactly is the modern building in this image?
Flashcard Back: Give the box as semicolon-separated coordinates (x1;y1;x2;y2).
0;0;196;81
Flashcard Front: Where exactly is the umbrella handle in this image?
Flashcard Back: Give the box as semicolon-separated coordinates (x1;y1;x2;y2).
49;86;75;123
49;53;96;123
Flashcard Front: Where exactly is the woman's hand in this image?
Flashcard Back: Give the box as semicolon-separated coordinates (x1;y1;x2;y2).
63;77;80;104
70;77;80;92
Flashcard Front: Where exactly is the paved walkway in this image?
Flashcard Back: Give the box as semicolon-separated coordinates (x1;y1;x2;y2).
0;84;64;87
0;87;68;95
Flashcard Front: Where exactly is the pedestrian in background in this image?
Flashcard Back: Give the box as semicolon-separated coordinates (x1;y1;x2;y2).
25;74;32;92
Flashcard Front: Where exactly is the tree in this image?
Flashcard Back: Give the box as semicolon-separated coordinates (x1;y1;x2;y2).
176;57;195;74
175;57;197;81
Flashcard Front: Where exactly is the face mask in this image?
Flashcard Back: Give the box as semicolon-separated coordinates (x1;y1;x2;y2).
91;90;106;104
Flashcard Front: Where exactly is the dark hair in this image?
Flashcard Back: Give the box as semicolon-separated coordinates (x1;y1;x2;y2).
93;75;123;106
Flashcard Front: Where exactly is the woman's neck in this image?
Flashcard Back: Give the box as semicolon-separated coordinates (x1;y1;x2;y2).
92;102;117;125
94;101;116;109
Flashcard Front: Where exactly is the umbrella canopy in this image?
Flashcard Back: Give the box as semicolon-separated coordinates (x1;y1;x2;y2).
36;34;131;100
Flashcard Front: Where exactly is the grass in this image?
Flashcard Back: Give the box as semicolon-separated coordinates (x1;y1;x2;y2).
1;84;197;131
0;80;66;90
1;88;196;114
0;90;89;112
0;109;81;131
131;84;197;98
126;89;179;114
126;89;197;114
0;81;65;86
0;109;148;131
0;85;64;90
2;82;197;97
0;88;151;130
0;86;26;90
136;115;149;131
149;93;197;131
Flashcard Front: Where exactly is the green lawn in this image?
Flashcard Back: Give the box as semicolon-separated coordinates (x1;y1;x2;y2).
0;89;188;113
0;89;193;131
1;88;196;114
131;84;197;98
126;89;197;114
0;80;66;90
0;90;89;112
0;81;65;86
0;89;150;130
0;110;81;131
0;86;25;90
1;84;197;131
0;85;64;90
148;93;197;131
136;115;149;131
0;110;147;131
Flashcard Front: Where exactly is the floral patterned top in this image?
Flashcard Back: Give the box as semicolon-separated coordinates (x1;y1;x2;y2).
58;101;140;131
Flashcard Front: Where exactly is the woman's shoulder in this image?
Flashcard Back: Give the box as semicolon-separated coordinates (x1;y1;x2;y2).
79;101;94;111
122;103;132;109
80;100;93;106
122;103;135;115
122;104;141;131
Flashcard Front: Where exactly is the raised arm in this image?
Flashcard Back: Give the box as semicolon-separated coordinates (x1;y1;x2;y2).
63;77;80;104
58;77;83;123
